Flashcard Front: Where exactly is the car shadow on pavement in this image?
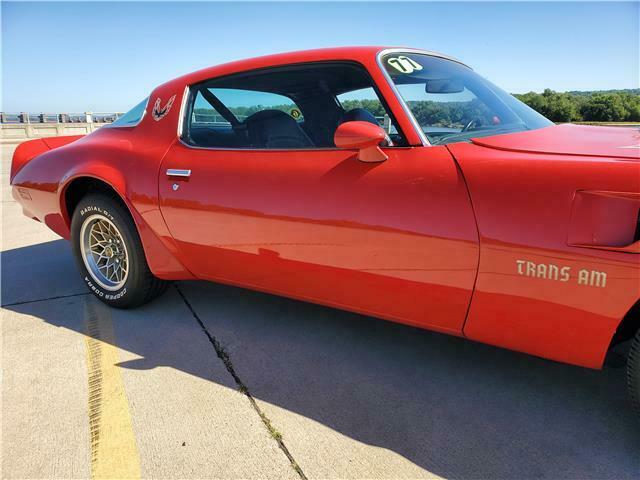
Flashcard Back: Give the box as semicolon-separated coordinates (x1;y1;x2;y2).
3;239;640;479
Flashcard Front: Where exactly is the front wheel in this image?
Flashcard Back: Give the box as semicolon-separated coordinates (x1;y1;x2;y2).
71;193;167;308
628;329;640;418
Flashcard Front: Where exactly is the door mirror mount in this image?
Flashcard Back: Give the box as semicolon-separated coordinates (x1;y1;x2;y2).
334;121;388;163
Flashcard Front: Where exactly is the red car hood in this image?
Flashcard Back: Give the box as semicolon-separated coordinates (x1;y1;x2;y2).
470;124;640;160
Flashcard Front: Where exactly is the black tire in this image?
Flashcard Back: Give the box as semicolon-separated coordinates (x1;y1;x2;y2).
628;329;640;418
71;192;168;308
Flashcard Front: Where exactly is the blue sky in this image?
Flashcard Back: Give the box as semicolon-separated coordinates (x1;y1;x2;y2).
2;1;638;112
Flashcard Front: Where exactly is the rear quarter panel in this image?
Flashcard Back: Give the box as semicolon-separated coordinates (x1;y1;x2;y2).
10;80;193;279
449;142;640;369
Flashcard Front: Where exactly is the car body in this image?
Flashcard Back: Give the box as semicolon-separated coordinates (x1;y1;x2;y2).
10;47;640;380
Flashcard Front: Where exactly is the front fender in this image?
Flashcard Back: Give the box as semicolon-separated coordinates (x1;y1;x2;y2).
449;141;640;369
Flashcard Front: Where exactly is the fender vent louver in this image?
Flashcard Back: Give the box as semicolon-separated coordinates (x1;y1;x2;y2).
635;208;640;243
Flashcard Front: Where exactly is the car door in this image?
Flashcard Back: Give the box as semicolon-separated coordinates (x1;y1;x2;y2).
159;61;479;334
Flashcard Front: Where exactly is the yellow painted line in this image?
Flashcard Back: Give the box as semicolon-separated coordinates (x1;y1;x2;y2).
84;298;141;480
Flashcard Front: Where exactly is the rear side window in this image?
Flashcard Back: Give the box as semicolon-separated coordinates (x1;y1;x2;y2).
109;97;148;127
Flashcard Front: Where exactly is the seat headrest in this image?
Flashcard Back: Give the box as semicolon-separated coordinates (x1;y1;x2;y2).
340;108;379;126
244;109;313;148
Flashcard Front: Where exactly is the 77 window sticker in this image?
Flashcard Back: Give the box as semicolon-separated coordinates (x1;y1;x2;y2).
387;56;423;74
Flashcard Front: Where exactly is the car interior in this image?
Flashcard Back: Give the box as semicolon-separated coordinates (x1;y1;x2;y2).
183;62;407;149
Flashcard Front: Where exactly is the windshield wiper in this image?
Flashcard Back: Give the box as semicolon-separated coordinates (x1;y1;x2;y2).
429;124;529;145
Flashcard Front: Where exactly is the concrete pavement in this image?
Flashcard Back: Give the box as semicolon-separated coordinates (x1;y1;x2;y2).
2;145;298;479
2;142;640;479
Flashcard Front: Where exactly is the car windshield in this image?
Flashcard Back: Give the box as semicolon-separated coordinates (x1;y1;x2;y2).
381;53;552;145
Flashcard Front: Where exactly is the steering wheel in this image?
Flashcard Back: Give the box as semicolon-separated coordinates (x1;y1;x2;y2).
461;118;481;133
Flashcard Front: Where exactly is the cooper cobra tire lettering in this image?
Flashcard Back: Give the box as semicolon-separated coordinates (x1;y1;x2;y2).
84;276;105;297
84;275;128;300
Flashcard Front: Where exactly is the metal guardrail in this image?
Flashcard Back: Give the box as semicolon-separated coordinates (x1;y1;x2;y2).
6;111;393;127
0;112;126;141
0;112;123;124
3;110;399;141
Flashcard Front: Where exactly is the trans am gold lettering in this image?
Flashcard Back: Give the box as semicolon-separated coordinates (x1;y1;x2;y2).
515;260;605;288
536;263;547;279
578;269;589;285
548;264;559;280
560;266;571;282
578;268;607;288
591;270;607;288
526;261;536;277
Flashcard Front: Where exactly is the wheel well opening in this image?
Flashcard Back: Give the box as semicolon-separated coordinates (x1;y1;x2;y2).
64;177;123;221
611;299;640;348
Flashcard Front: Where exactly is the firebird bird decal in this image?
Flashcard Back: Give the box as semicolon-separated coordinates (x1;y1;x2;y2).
516;260;607;288
152;95;176;121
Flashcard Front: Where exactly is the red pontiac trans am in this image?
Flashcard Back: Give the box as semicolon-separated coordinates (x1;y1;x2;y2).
10;47;640;414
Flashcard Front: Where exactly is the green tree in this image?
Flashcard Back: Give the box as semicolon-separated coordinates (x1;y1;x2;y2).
515;89;639;122
620;93;640;121
580;94;627;122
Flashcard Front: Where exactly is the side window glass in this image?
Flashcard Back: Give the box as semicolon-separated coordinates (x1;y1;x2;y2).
337;87;399;136
184;62;407;149
191;89;303;126
188;88;306;149
210;89;303;123
192;91;224;124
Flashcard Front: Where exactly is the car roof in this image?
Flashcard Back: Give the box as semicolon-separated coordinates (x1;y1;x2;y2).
160;46;468;91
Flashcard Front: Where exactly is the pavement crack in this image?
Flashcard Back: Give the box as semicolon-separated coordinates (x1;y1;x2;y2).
1;291;91;307
174;284;307;480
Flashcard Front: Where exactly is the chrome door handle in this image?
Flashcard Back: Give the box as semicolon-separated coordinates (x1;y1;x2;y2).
166;169;191;178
